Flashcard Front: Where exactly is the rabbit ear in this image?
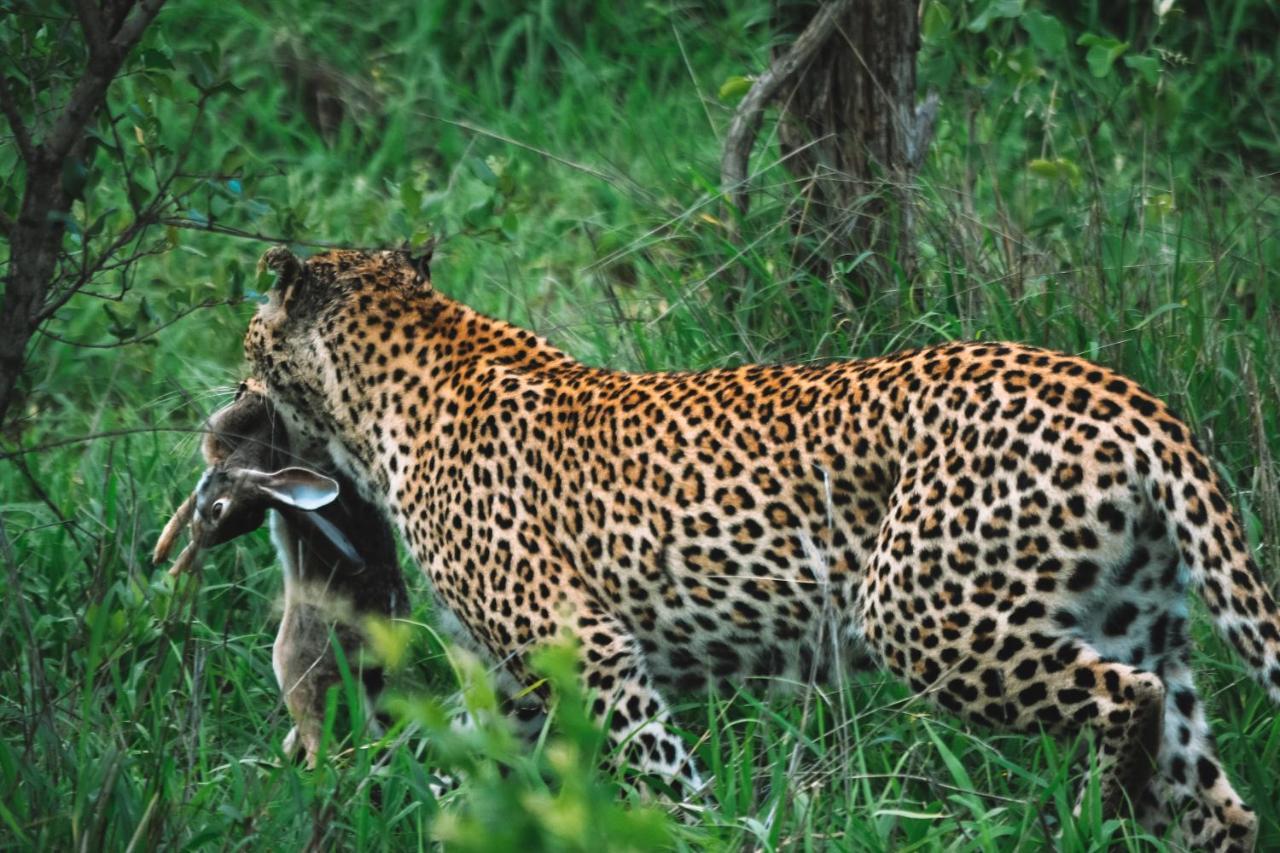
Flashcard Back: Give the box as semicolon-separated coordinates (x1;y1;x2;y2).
293;510;364;565
243;467;363;563
246;467;340;510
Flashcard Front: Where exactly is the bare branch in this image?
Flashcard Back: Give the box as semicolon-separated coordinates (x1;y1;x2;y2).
160;217;406;252
104;0;166;60
0;426;206;460
33;205;169;324
720;0;853;216
46;0;167;162
0;75;36;163
75;0;108;54
37;297;237;349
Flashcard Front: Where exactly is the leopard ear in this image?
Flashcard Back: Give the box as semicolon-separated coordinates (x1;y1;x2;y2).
258;245;304;291
408;237;435;285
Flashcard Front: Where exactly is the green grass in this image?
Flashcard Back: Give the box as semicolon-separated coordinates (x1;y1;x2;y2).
2;0;1279;849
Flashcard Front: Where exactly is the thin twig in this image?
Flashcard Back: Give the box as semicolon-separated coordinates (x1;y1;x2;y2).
33;89;216;326
160;217;403;251
418;111;653;200
0;426;207;460
583;130;833;278
37;297;240;349
672;22;717;137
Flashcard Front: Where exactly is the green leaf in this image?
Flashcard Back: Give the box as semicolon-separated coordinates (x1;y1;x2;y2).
138;48;173;70
466;156;497;187
256;266;277;292
135;296;153;325
1027;159;1057;179
1077;33;1128;78
219;148;248;174
1124;54;1160;85
227;261;245;300
924;726;974;790
185;50;216;89
1029;207;1066;232
207;80;244;97
1146;192;1172;219
462;195;495;229
717;75;753;102
967;0;1022;33
1155;86;1183;122
143;71;175;100
102;305;137;340
922;2;952;41
83;208;118;241
1020;10;1066;56
1027;157;1081;186
399;179;422;215
500;210;519;238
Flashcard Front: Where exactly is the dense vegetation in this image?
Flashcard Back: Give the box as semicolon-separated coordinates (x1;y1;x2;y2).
2;0;1277;849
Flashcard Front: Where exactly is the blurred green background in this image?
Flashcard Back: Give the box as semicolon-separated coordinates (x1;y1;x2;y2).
2;0;1278;849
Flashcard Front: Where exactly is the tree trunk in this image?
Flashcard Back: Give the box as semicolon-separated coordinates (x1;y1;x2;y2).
0;161;69;428
772;0;922;304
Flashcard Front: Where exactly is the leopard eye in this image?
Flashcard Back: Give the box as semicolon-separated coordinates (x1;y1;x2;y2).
210;497;229;522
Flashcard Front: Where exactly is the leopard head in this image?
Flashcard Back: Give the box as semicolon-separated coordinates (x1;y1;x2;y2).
243;246;436;496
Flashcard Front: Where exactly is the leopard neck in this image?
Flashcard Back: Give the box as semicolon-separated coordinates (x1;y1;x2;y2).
318;287;579;515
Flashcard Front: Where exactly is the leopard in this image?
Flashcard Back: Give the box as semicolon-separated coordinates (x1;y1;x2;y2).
235;245;1280;850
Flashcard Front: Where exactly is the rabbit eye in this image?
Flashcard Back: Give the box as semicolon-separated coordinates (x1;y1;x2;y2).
210;498;229;522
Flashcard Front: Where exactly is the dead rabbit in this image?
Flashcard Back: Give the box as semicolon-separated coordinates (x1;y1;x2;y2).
154;379;407;766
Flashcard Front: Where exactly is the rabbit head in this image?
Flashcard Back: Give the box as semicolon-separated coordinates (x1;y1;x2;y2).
154;380;347;573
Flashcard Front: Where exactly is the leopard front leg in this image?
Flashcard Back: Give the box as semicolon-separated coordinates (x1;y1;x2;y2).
436;583;703;801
